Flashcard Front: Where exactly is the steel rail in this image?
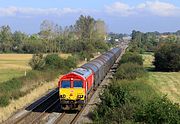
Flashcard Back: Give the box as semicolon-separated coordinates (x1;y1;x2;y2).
12;89;59;124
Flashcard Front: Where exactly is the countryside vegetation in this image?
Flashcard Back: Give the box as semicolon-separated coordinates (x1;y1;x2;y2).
0;15;118;107
93;31;180;123
0;14;180;123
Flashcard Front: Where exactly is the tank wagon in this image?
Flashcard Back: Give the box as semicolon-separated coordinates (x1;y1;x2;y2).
58;47;122;110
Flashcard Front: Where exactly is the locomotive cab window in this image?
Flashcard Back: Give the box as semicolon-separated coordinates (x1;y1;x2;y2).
61;80;70;88
73;80;83;88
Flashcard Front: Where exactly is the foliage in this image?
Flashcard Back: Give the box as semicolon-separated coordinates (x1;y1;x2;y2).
0;78;22;106
44;54;78;70
115;63;145;80
153;43;180;71
76;51;94;61
93;78;180;124
0;96;9;107
129;30;180;53
29;53;45;70
93;50;180;124
0;15;109;56
65;56;77;69
44;54;64;69
93;82;133;124
120;52;143;65
0;69;65;107
134;96;180;124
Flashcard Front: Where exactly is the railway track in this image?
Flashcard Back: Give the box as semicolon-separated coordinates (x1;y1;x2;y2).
5;88;59;124
5;85;95;124
53;106;84;124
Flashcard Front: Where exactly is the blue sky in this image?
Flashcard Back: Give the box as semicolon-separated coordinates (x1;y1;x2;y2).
0;0;180;34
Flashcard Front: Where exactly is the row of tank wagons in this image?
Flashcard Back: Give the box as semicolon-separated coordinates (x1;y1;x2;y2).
58;47;122;110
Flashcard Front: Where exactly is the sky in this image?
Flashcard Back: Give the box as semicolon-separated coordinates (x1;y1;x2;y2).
0;0;180;34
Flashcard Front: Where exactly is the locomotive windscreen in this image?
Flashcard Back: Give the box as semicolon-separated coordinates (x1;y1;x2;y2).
61;80;70;88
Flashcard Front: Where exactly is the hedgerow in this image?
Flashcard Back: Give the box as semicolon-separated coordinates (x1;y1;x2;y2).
120;52;143;65
115;62;145;80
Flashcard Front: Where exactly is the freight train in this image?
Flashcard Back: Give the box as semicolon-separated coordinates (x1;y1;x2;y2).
58;47;122;110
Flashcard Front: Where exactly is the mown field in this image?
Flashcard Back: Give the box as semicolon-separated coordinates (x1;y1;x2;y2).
0;54;32;83
0;53;72;83
142;54;180;103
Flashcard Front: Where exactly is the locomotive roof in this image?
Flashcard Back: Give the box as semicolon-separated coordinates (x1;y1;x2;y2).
72;68;92;78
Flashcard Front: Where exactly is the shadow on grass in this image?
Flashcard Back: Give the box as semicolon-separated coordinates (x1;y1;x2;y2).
145;67;156;72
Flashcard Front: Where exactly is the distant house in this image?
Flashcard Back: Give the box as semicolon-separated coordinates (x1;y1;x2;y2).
160;35;169;38
115;39;119;42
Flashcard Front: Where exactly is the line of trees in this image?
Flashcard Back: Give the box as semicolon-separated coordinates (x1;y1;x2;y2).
0;15;109;54
129;30;180;72
130;30;180;53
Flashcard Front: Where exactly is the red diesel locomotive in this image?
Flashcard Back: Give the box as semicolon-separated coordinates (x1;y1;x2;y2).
58;47;122;110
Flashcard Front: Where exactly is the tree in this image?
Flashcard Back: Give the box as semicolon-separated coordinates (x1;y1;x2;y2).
94;20;107;40
74;15;95;41
0;25;13;52
39;20;56;53
12;31;27;52
29;53;45;70
153;43;180;71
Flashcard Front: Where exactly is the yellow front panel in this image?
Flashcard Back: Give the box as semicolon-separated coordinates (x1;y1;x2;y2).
59;88;85;101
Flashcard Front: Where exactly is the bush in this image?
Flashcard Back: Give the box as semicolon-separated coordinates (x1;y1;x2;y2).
44;54;65;69
153;43;180;71
134;96;180;124
64;56;77;69
29;53;45;70
93;83;134;124
94;40;109;53
0;78;22;93
77;51;94;61
0;96;9;107
0;78;22;107
115;63;145;80
93;79;180;124
120;52;143;65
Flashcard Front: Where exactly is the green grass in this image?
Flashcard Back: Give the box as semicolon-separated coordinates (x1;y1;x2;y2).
0;69;26;83
0;54;31;83
116;77;158;103
142;53;180;103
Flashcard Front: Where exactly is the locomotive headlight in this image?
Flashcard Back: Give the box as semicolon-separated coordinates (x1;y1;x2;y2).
60;94;66;98
77;95;83;98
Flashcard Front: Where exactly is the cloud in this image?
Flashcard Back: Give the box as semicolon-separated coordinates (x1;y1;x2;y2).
138;1;180;16
0;6;95;17
105;2;135;16
1;1;180;18
105;1;180;17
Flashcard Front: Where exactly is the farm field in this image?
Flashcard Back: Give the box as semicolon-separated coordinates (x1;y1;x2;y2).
0;54;32;83
142;54;180;103
0;53;72;83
